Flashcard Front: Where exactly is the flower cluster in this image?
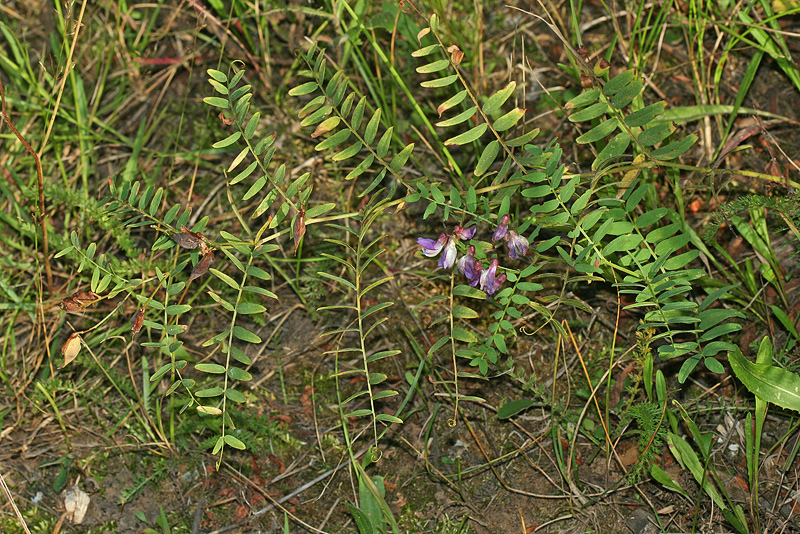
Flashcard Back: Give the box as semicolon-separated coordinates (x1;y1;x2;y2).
417;215;529;297
492;214;529;258
417;225;476;269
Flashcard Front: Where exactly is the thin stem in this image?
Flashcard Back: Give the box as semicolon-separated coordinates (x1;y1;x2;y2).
0;78;53;292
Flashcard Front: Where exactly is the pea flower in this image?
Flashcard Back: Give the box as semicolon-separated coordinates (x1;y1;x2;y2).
457;245;479;283
478;259;507;296
418;233;447;258
469;260;483;287
418;225;476;270
479;259;501;296
439;235;458;269
489;272;507;296
492;214;510;241
493;214;528;258
454;225;477;241
416;231;458;270
506;230;529;259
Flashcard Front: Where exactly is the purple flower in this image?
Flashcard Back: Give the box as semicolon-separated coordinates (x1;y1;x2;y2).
480;259;499;294
457;245;477;280
418;224;476;271
491;273;507;295
479;259;506;296
439;235;458;269
454;225;477;241
506;230;529;259
418;233;448;257
492;214;510;241
469;260;483;287
457;246;485;287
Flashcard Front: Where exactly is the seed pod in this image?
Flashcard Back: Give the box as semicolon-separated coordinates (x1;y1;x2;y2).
446;45;464;65
189;251;214;281
61;297;83;313
293;209;306;256
73;291;99;306
61;333;82;367
172;231;201;249
130;309;145;334
594;58;610;77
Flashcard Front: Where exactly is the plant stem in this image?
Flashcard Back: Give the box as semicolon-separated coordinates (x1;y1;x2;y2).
0;78;53;292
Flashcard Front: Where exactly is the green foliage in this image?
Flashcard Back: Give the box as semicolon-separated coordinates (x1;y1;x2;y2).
318;200;402;451
291;42;417;199
29;2;795;531
623;401;666;483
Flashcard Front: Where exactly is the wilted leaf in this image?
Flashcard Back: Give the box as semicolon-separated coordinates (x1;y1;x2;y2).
311;116;340;138
293;209;306;255
417;27;430;43
130;309;145;334
61;333;82;367
218;111;234;126
189;251;214;281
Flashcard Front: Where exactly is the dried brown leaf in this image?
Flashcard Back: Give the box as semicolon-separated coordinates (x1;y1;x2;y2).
311;117;339;138
63;485;90;524
766;158;785;178
417;27;430;43
219;111;234;126
61;291;100;312
61;333;82;367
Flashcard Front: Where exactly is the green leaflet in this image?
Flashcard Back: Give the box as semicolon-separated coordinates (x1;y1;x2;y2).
416;58;449;73
493;108;525;132
437;90;468;116
483;81;516;115
565;88;600;109
729;340;800;412
651;134;697;160
445;123;487;145
421;74;458;88
576;117;618;144
436;106;477;127
569;101;609;122
475;140;500;176
288;81;318;96
625;101;667;127
592;132;631;170
638;122;675;146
